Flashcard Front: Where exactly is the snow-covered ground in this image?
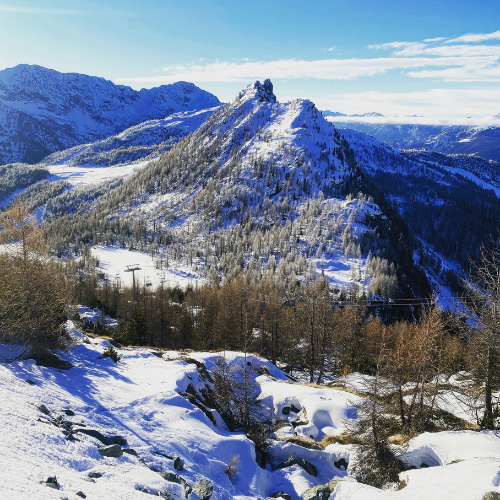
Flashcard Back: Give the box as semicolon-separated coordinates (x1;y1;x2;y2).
91;246;206;290
1;326;500;500
47;160;147;187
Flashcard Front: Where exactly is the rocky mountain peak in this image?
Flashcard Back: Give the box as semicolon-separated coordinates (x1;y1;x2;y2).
243;79;277;103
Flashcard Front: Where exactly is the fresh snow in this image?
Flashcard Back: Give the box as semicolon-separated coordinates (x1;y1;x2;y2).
91;246;206;290
1;327;500;499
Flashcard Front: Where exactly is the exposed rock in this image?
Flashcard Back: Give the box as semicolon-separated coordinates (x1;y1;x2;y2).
63;409;75;416
123;448;138;456
173;456;183;471
43;476;59;489
334;457;348;470
192;479;213;500
76;492;86;498
483;493;500;500
75;428;126;446
25;379;36;385
302;480;338;500
97;444;123;457
184;358;213;382
274;456;318;477
158;472;192;497
76;428;110;444
38;404;50;415
88;472;103;479
109;435;127;446
266;491;291;500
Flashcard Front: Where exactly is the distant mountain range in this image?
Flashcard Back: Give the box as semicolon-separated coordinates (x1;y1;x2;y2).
1;66;499;303
322;110;384;118
0;64;220;164
327;119;500;163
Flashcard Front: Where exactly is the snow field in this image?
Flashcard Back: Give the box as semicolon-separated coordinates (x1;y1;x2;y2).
1;326;500;499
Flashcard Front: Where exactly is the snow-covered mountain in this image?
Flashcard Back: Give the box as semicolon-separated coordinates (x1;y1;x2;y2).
0;64;221;165
328;119;500;163
40;107;220;167
40;79;427;302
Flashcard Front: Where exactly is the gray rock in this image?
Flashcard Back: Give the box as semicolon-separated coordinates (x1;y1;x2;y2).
88;472;103;479
98;444;123;457
63;409;75;416
334;457;348;470
75;429;126;446
266;491;291;500
173;456;183;471
302;480;338;500
38;404;50;415
123;448;138;456
192;479;213;500
274;456;318;477
109;435;127;446
159;472;192;496
43;476;59;489
76;428;111;444
483;493;500;500
76;492;86;498
25;379;36;385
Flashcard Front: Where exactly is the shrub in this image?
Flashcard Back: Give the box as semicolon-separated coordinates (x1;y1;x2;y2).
100;345;121;363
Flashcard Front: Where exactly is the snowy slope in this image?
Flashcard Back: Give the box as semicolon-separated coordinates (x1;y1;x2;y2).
0;64;221;165
41;107;220;168
327;117;500;163
1;331;500;500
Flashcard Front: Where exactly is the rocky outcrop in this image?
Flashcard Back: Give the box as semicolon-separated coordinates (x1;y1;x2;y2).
274;456;318;477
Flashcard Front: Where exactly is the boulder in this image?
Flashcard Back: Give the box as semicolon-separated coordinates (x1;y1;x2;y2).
192;479;213;500
123;448;138;456
98;444;123;457
76;492;86;498
274;456;318;477
483;493;500;500
173;456;184;471
88;472;103;479
302;480;338;500
159;472;192;496
63;409;75;416
334;457;348;470
38;404;50;415
43;476;59;489
266;491;291;500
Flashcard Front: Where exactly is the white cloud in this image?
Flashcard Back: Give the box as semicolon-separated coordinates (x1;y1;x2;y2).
315;88;500;123
117;54;493;84
390;44;500;58
423;37;448;43
323;46;336;52
369;41;427;52
445;30;500;44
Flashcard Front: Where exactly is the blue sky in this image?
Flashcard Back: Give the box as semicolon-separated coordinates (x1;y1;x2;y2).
1;0;500;121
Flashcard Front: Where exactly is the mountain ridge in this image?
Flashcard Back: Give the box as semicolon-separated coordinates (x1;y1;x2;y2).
0;64;221;164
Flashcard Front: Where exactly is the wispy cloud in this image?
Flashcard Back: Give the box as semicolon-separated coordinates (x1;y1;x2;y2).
116;30;500;88
117;55;493;84
445;30;500;44
317;88;500;123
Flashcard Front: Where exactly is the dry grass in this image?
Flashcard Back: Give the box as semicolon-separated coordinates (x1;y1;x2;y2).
387;433;412;445
319;433;363;448
276;435;323;450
